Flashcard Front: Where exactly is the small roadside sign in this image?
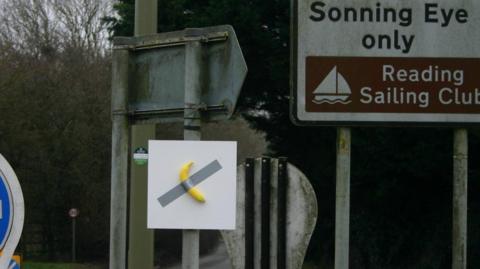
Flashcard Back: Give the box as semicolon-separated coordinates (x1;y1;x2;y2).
68;208;79;218
291;0;480;125
147;141;237;230
133;147;148;166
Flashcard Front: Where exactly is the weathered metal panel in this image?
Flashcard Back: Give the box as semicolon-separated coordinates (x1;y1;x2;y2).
224;161;247;269
113;25;247;124
221;159;317;269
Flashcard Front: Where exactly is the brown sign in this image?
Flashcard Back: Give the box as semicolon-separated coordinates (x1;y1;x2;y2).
306;57;480;114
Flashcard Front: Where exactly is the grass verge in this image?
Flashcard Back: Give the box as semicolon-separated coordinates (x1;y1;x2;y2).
22;262;104;269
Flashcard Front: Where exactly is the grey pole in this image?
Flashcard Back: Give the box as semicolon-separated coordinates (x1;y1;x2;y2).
128;128;155;269
453;128;468;269
72;218;76;263
110;48;130;269
128;1;157;269
182;29;203;269
335;127;351;269
135;0;157;36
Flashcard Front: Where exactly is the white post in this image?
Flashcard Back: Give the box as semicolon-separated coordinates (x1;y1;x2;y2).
335;127;351;269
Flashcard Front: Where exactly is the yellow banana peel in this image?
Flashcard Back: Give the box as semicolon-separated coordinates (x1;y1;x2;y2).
180;161;206;203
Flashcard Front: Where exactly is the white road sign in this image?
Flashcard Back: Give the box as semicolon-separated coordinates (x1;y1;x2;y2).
292;0;480;125
147;140;237;230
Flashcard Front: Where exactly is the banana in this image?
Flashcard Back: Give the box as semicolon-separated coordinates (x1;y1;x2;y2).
179;161;206;203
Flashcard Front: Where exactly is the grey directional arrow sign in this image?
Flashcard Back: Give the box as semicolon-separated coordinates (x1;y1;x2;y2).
114;25;248;124
158;160;222;207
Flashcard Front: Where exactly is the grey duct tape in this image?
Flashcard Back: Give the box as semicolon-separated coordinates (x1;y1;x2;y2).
181;179;195;191
158;160;222;207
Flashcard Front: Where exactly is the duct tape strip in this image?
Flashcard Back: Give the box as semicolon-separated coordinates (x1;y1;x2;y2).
181;179;195;191
158;160;222;207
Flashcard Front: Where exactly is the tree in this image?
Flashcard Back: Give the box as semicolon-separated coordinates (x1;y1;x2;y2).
0;0;112;261
0;0;111;58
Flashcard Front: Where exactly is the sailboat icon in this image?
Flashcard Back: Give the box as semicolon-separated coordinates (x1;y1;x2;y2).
313;66;352;104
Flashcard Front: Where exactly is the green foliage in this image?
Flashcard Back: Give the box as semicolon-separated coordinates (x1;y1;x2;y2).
103;0;135;37
0;1;113;261
0;46;111;261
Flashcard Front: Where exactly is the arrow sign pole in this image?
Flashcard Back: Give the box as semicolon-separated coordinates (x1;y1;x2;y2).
182;29;203;269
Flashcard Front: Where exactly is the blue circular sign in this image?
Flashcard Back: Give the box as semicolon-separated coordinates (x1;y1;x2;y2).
0;173;12;249
0;154;24;269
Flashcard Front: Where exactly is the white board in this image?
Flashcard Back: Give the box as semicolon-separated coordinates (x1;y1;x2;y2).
147;140;237;230
292;0;480;125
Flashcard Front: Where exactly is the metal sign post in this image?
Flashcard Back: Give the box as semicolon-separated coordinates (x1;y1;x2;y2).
335;128;350;269
182;30;203;269
69;208;79;263
453;129;467;269
128;1;157;268
110;1;157;269
72;216;76;262
110;47;130;269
